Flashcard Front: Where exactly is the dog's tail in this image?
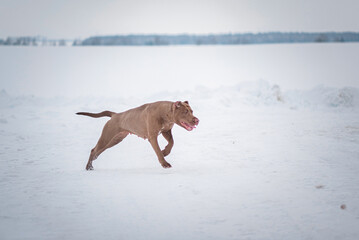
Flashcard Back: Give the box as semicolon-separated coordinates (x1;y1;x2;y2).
76;111;115;118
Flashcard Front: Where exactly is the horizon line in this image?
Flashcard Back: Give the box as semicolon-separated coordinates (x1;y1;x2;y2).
2;31;359;40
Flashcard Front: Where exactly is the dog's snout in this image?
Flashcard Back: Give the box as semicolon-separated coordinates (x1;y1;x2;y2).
193;117;199;125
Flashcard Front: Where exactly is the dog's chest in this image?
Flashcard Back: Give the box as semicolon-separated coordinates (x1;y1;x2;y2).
160;122;174;133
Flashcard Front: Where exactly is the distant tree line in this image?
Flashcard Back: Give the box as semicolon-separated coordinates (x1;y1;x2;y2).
0;36;73;46
79;32;359;46
1;32;359;46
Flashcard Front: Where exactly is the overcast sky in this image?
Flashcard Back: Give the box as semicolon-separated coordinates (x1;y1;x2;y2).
1;0;359;39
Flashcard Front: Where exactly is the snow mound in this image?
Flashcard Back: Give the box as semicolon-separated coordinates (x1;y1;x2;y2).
0;89;41;108
1;81;358;111
189;80;358;110
321;87;358;107
0;89;11;107
286;85;359;109
235;79;284;105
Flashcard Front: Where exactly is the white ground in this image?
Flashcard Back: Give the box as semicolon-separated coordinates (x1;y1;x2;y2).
1;44;359;239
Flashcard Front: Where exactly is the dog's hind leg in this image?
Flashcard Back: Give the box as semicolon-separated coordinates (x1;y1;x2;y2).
86;119;129;170
86;131;129;170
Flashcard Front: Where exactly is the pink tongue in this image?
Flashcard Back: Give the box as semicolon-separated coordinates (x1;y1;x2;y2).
182;122;196;131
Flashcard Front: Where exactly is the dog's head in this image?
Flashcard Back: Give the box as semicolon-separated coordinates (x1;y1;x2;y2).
173;101;199;131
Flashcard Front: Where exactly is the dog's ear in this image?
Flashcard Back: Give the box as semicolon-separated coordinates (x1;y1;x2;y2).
175;101;181;108
184;100;189;105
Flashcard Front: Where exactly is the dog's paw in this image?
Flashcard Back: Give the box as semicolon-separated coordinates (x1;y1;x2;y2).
86;165;94;171
161;149;171;157
161;161;172;168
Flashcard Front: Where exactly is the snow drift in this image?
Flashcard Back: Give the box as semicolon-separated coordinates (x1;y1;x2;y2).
1;83;359;240
1;80;358;110
1;43;359;239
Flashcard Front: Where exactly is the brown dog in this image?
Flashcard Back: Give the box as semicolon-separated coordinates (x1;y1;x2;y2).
77;101;199;170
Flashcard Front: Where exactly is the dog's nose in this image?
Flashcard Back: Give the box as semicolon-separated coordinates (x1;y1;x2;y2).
193;117;199;125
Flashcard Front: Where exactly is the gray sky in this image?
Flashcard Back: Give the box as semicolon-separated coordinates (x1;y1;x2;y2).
1;0;359;39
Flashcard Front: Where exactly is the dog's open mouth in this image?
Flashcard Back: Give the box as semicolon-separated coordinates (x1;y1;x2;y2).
181;122;196;131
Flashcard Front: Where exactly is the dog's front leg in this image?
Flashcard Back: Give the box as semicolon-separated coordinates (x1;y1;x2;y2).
149;136;172;168
161;130;174;157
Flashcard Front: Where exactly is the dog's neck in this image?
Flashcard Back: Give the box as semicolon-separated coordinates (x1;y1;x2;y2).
166;102;177;124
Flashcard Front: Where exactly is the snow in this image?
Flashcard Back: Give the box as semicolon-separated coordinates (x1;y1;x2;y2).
1;44;359;239
1;43;359;98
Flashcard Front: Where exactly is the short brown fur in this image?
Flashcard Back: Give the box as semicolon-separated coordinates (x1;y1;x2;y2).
77;101;199;170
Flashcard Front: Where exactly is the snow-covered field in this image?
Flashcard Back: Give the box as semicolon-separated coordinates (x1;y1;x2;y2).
1;44;359;240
